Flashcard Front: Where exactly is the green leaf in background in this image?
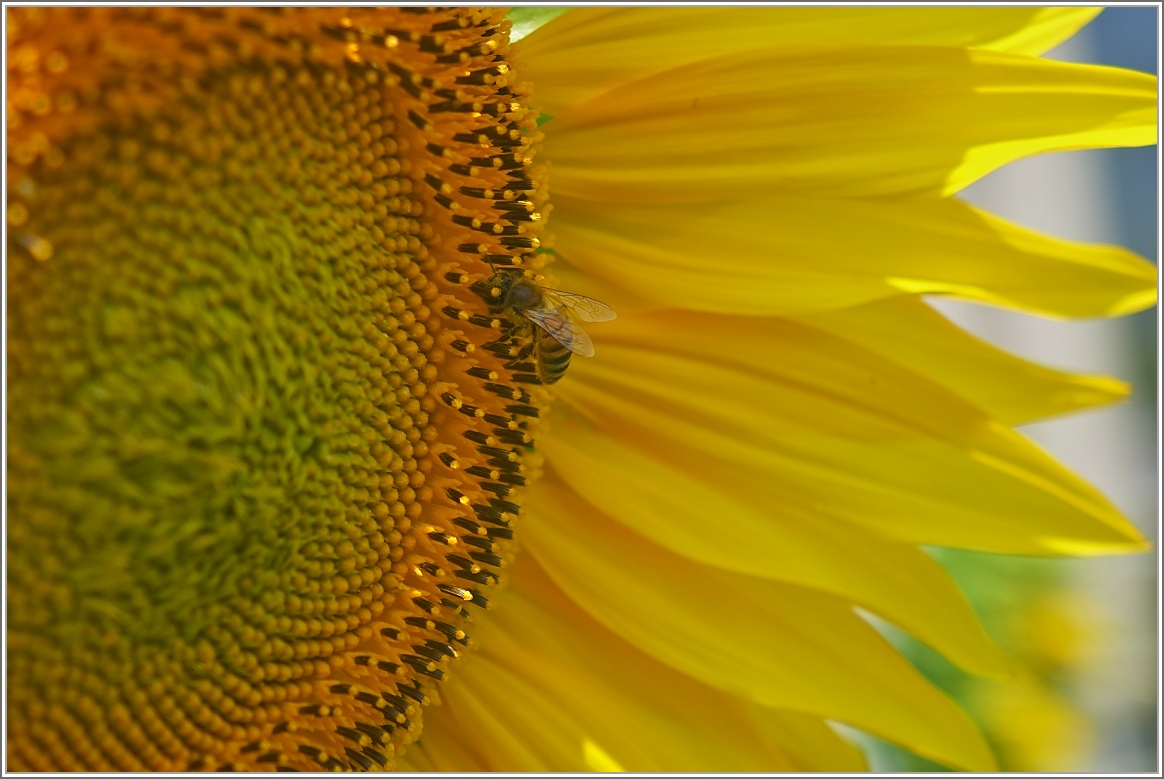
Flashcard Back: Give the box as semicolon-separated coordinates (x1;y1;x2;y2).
509;6;570;43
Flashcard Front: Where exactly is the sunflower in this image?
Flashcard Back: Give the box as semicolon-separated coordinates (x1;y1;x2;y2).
5;6;1156;773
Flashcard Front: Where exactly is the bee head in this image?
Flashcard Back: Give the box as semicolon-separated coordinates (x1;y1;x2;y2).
471;268;529;313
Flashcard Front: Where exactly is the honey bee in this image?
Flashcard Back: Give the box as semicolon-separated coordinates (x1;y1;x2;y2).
479;270;616;384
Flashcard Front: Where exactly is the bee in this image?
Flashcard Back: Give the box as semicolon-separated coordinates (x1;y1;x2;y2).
479;270;616;384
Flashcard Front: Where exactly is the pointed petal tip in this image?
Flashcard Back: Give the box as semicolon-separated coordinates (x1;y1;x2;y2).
1039;533;1152;556
1108;285;1159;317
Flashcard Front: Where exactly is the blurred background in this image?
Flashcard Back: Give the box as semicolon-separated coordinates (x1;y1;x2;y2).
862;7;1159;772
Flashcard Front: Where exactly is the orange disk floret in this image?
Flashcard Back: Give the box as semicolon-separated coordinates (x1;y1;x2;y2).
7;7;548;772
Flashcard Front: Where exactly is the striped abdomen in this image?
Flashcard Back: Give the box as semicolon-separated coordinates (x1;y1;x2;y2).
534;327;572;384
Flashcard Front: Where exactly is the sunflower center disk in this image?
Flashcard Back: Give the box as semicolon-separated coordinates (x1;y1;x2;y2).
7;8;547;772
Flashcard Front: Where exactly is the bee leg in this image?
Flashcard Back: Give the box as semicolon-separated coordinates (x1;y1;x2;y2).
502;336;537;374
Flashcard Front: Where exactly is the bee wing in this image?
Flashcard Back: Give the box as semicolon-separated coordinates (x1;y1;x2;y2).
539;288;617;323
526;306;596;357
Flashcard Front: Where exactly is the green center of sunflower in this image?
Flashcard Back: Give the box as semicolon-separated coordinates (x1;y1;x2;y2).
7;7;548;772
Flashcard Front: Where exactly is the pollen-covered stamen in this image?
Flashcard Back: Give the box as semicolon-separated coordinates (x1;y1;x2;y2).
8;6;548;774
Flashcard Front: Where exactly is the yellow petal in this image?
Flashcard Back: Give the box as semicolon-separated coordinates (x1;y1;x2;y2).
798;297;1131;425
745;707;869;774
419;557;863;772
545;47;1156;203
397;717;488;773
551;193;1157;318
555;310;1146;556
977;6;1104;56
522;479;998;772
536;422;1010;680
520;7;1102;115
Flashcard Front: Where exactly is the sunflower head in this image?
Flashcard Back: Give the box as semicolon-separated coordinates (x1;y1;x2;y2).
6;6;557;771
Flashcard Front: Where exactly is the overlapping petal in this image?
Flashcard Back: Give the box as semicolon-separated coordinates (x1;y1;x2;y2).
551;193;1157;318
521;477;997;771
553;310;1145;556
435;8;1153;773
520;7;1102;114
404;559;865;772
534;422;1010;680
552;260;1131;426
544;46;1155;203
797;297;1131;426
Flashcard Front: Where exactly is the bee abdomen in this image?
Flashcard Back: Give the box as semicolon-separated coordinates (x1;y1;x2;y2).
536;336;572;385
